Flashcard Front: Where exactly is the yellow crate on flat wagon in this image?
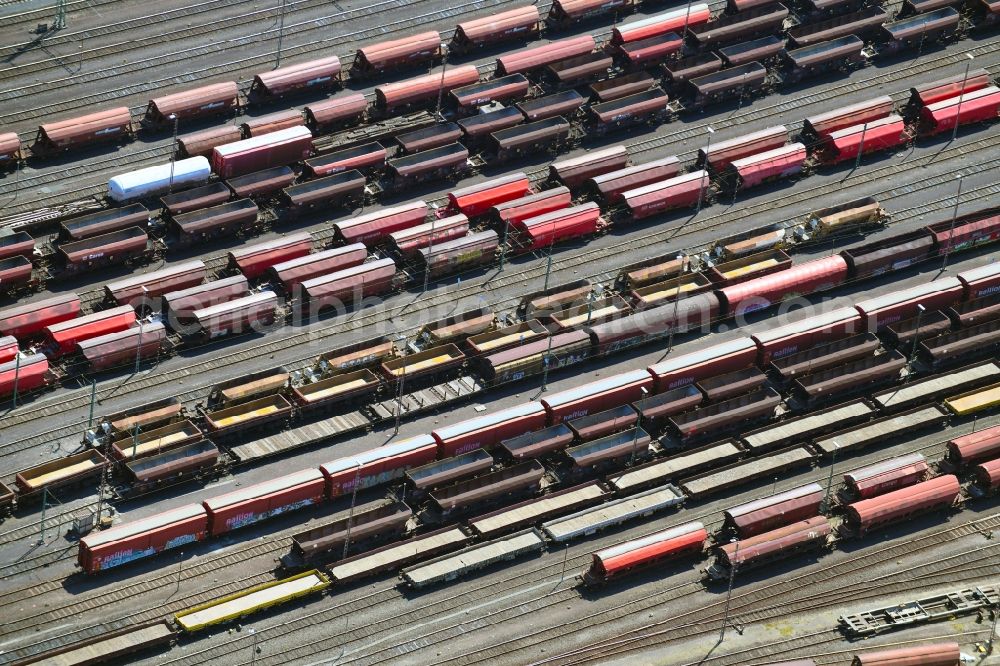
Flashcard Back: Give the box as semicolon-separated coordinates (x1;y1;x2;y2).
174;569;330;632
944;382;1000;416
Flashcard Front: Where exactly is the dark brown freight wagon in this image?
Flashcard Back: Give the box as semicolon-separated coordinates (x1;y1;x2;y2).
517;90;586;122
282;171;366;214
780;35;867;84
491;117;571;161
428;460;546;519
56;227;151;276
458;107;524;145
589;88;670;133
161;183;231;216
689;4;789;48
395;123;463;154
169;199;259;247
687;63;767;109
59;204;150;241
717;36;786;67
786;6;887;46
388;143;469;185
663;53;722;86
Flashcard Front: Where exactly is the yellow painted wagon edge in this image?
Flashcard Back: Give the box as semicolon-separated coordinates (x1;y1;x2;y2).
174;569;330;632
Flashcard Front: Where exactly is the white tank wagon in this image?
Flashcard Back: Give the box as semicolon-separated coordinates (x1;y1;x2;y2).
108;157;211;202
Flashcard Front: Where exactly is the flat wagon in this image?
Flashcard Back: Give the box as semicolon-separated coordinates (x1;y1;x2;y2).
174;569;330;631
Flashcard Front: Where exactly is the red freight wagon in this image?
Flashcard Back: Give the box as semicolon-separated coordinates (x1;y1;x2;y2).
955;260;1000;301
516;90;585;122
177;125;243;158
974;459;1000;492
448;172;531;217
518;202;602;250
320;434;438;497
910;68;992;107
0;256;33;293
33;107;133;154
145;82;240;126
211;126;313;179
855;277;963;330
191;291;278;338
589;72;655;102
490;187;572;227
458;107;524;143
389;215;469;255
419;230;498;278
920;86;1000;135
946;425;1000;465
612;4;711;43
583;521;707;585
304;94;368;130
163;275;248;321
587;156;680;203
718;255;848;316
715;516;831;571
843;474;960;535
43;305;136;358
496;35;596;75
623;170;710;219
822;115;908;164
724;483;824;538
305;142;386;177
396;125;464;155
240;110;305;138
0;132;22;163
333;201;427;247
104;260;207;307
729;143;807;190
851;643;960;666
452;6;541;51
78;503;208;573
283;171;366;213
433;402;547;457
615;33;684;66
78;322;167;371
248;55;342;102
0;231;35;262
266;243;367;293
549;0;635;26
450;75;531;111
0;294;81;339
542;369;654;424
648;337;758;393
0;353;50;397
301;258;397;311
843;453;928;500
0;336;16;364
937;211;1000;260
388;143;469;183
549;145;629;189
803;95;894;139
351;32;442;78
374;66;480;112
752;306;863;365
203;468;326;536
161;183;231;216
699;126;788;171
227;231;313;280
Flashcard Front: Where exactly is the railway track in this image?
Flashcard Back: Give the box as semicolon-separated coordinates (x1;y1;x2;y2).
522;516;1000;665
229;511;1000;666
0;0;119;35
681;627;991;666
1;410;991;662
1;122;995;461
0;21;991;218
0;0;323;62
0;0;526;129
